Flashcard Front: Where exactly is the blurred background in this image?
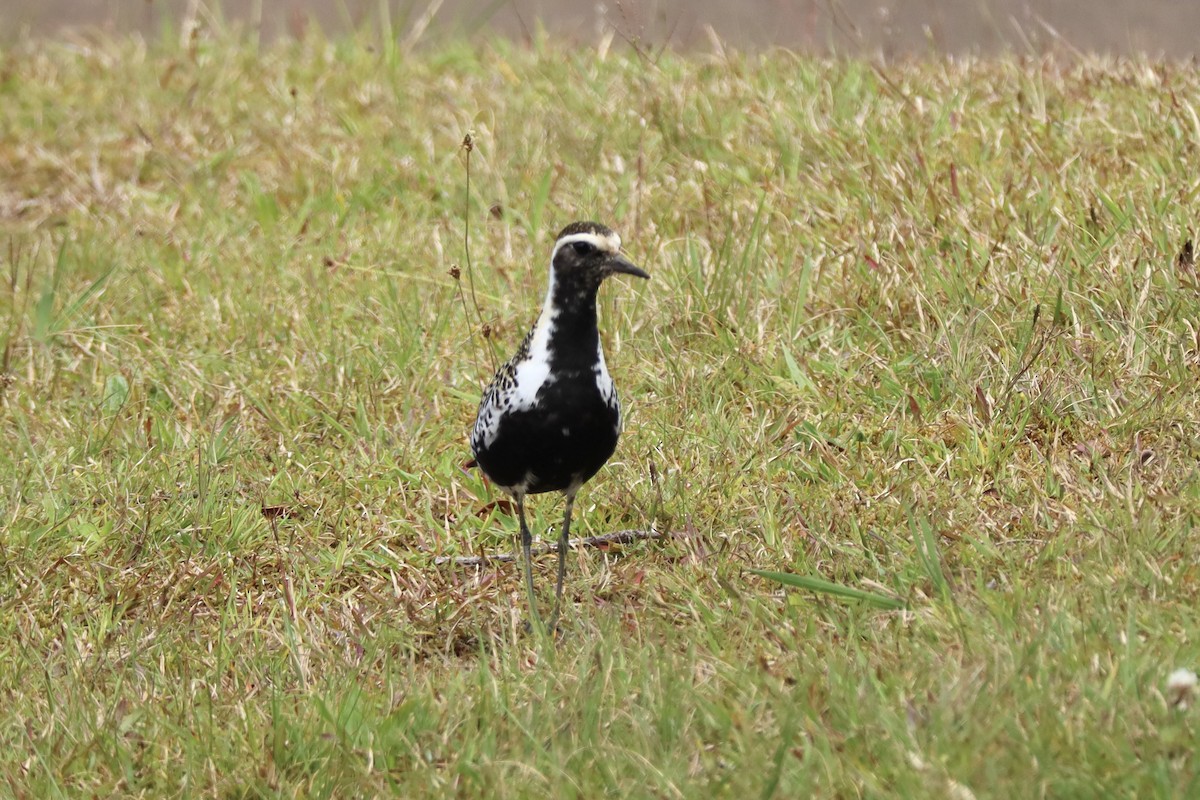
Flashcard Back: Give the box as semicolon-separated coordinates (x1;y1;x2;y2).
3;0;1197;56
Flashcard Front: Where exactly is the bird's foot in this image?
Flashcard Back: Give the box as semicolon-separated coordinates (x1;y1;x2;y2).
521;617;566;641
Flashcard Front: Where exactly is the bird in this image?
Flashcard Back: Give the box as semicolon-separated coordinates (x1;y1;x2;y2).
470;220;648;631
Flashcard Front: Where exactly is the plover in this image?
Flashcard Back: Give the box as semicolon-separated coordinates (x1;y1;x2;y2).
470;221;648;630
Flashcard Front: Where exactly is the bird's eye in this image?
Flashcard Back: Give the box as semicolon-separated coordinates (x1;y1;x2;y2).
571;241;597;256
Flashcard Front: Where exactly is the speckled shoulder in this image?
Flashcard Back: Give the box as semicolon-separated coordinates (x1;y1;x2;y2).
470;325;536;454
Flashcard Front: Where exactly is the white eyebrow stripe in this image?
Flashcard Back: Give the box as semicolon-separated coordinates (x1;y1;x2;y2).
550;231;622;263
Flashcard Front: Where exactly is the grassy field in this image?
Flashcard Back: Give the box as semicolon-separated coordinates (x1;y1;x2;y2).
2;20;1199;798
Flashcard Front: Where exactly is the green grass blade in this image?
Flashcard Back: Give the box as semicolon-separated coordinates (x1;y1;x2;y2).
749;569;907;610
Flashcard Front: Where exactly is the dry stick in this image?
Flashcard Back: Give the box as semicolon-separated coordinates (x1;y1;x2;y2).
435;528;674;567
459;133;497;372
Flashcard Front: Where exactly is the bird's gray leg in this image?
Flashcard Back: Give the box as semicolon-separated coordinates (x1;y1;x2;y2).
516;493;543;630
549;489;576;631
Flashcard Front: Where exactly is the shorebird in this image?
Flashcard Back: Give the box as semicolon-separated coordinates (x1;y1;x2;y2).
470;221;648;630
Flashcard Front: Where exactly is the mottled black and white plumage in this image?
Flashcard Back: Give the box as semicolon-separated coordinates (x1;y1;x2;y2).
471;221;648;630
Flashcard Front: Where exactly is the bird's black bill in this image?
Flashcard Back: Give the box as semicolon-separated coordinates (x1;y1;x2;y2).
606;254;650;280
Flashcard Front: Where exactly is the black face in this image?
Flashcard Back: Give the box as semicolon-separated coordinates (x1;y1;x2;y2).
551;221;650;284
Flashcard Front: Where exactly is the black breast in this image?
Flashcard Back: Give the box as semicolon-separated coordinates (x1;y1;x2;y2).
474;370;620;494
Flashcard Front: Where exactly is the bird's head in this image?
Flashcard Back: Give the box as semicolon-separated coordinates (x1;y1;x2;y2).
549;221;649;288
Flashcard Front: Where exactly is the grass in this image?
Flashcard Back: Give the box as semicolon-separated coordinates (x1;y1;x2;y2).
2;18;1199;797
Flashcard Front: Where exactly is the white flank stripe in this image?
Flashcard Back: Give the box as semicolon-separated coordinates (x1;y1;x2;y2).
510;267;558;410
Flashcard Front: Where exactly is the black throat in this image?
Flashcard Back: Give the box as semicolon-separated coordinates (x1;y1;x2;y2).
545;269;603;371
